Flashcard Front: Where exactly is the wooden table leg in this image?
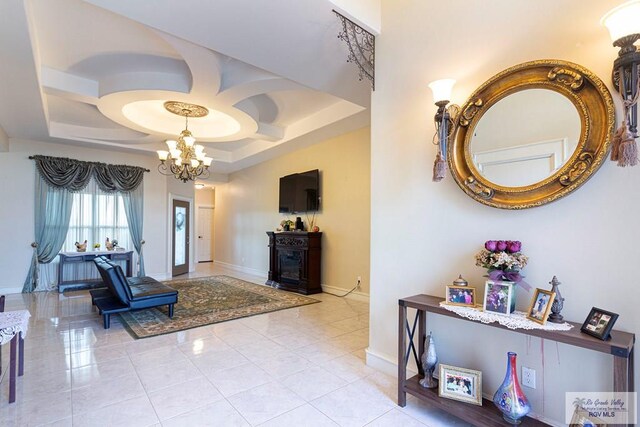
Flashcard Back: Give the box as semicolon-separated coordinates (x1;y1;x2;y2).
398;303;407;407
418;309;425;375
9;335;17;403
18;332;24;377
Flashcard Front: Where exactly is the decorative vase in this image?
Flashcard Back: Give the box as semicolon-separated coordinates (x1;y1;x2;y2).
419;332;438;388
493;352;531;424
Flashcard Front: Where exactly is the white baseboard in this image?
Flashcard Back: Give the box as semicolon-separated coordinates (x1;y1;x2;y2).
213;260;268;280
150;272;171;281
322;284;369;303
0;287;24;295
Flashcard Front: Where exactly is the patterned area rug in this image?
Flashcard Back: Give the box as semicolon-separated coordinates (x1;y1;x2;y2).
118;275;319;339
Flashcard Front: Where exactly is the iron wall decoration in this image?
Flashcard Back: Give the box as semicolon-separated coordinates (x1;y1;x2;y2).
333;10;375;90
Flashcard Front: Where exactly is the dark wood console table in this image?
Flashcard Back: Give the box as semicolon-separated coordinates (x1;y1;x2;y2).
398;294;635;427
266;231;322;295
57;250;133;292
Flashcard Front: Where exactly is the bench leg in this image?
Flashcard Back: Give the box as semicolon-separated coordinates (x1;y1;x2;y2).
103;313;111;329
168;304;174;318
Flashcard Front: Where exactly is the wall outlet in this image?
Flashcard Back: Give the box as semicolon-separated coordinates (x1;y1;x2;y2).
522;366;536;389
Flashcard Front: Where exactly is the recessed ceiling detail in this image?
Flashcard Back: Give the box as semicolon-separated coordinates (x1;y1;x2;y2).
121;100;241;140
0;0;370;175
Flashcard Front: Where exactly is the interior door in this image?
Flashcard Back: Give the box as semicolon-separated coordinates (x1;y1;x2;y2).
172;199;190;276
197;206;214;262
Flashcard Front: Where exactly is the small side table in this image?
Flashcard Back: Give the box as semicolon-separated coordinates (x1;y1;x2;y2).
0;310;30;403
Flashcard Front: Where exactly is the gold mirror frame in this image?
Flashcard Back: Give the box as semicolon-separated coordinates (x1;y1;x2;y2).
449;60;615;209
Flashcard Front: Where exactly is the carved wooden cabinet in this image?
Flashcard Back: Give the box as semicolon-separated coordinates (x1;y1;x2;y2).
266;231;322;295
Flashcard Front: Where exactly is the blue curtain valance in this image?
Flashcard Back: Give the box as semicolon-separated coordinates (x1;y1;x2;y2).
30;155;149;193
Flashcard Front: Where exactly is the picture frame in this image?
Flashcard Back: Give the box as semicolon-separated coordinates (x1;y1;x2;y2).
526;288;556;325
438;364;482;406
482;280;513;315
445;285;477;307
570;405;605;426
580;307;619;341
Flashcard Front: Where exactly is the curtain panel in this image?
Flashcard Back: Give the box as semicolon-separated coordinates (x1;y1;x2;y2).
23;155;148;292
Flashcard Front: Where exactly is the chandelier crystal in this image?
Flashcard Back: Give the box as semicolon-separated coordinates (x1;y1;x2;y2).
157;101;213;182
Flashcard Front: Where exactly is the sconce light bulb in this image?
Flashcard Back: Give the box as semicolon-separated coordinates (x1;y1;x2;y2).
602;0;640;43
429;79;456;105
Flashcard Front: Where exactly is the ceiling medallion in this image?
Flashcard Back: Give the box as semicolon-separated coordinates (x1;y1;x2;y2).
156;101;213;183
163;101;209;118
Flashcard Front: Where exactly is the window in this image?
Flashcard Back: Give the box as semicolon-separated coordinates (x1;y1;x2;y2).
62;180;132;252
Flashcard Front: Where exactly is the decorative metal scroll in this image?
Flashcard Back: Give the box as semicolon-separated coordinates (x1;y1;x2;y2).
333;9;375;90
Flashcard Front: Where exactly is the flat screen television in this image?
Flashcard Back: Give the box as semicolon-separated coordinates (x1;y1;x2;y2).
279;169;320;213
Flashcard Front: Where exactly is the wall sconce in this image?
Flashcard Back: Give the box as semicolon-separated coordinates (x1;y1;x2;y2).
602;0;640;167
428;79;460;181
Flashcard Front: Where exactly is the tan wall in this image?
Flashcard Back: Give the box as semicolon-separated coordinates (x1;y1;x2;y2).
214;127;371;294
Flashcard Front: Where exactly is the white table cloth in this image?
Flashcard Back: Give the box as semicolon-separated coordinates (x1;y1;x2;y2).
0;310;30;345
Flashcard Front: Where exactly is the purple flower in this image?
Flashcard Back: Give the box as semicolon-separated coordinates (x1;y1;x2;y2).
507;241;522;253
485;240;498;251
496;240;507;251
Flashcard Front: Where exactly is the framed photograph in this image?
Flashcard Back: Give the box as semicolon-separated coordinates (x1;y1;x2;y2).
438;364;482;406
483;280;513;315
445;285;477;307
570;405;605;426
526;288;556;324
581;307;619;340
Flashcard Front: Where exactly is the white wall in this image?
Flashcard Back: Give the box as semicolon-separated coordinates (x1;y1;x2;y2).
0;138;169;292
370;0;639;424
0;126;8;152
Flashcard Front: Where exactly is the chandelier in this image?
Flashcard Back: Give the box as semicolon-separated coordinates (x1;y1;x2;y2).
156;101;213;182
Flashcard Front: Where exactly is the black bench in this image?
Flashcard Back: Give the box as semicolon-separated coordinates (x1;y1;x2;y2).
91;257;178;329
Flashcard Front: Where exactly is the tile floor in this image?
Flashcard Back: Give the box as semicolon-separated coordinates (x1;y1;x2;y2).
0;264;469;427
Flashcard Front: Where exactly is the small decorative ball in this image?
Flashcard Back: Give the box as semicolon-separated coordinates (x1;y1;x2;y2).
312;226;320;232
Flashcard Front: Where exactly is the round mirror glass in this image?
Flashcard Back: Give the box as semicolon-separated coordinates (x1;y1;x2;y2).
470;89;581;187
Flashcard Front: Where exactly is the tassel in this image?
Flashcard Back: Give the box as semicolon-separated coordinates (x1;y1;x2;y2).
432;153;447;182
610;123;625;162
619;134;639;167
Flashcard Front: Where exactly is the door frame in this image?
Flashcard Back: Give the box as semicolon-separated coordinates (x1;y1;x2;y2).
195;204;215;263
167;194;195;277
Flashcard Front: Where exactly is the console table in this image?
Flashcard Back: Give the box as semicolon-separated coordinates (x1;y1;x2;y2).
266;231;322;295
398;294;635;427
57;250;133;292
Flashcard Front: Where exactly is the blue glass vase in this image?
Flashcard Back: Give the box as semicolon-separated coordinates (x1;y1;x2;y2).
493;352;531;424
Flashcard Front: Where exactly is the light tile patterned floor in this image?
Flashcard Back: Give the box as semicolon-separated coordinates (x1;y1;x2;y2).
0;264;465;426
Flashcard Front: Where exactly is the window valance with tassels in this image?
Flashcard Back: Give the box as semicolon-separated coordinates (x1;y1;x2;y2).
29;155;149;193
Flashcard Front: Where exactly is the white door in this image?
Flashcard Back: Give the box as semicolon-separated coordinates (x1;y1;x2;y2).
197;206;214;262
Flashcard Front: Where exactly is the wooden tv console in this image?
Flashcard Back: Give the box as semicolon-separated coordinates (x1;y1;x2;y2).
266;231;322;295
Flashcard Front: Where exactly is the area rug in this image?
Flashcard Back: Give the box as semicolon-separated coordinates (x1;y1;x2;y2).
118;275;319;339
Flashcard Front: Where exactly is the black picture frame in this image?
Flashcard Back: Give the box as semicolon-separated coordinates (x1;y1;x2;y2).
580;307;619;340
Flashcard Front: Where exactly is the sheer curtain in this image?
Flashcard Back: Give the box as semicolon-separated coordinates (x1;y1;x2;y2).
39;180;134;289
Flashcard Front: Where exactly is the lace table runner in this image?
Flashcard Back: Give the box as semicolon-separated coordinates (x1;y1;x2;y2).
439;302;573;331
0;310;31;345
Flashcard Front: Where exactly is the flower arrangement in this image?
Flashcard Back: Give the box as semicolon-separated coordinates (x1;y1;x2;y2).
280;219;294;230
475;240;528;283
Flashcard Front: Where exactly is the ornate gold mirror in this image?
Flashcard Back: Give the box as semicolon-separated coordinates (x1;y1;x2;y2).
450;60;615;209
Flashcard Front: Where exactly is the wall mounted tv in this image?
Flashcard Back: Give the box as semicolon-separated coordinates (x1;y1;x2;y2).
279;169;320;213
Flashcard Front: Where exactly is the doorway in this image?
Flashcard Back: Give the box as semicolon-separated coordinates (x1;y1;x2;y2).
197;206;214;262
172;199;190;276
